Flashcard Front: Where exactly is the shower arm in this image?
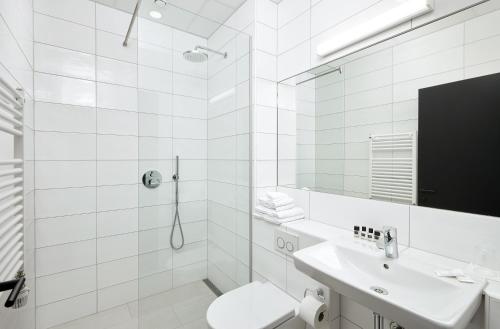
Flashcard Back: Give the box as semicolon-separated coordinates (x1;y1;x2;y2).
123;0;142;47
195;45;228;59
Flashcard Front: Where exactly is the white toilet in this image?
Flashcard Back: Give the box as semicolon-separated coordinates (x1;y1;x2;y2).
206;281;299;329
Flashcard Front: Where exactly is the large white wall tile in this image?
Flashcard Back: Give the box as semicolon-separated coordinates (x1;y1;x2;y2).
35;102;96;133
97;208;138;237
36;213;96;248
97;30;138;63
35;161;96;189
36;292;96;329
97;135;138;160
35;187;96;218
36;239;96;276
97;82;137;112
34;0;95;27
97;232;138;263
96;3;136;37
34;13;95;54
36;266;96;306
410;206;500;270
139;65;172;93
34;43;95;80
97;56;137;87
35;73;96;107
35;131;96;160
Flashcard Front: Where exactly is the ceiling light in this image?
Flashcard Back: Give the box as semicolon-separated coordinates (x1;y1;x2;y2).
154;0;167;7
316;0;432;57
149;10;162;19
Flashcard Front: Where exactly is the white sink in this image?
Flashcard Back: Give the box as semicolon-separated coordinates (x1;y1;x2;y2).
293;238;486;329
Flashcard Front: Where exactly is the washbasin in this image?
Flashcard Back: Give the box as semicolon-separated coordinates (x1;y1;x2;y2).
293;239;486;329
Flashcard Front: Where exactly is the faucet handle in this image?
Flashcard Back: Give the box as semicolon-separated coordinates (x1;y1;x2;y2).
383;226;397;242
382;226;399;259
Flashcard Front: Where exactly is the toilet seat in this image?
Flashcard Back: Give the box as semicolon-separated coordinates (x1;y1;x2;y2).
206;281;298;329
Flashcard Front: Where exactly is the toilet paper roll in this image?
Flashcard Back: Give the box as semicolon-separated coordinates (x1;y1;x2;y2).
298;295;328;329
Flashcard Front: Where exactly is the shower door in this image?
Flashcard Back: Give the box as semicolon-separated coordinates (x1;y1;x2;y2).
135;13;252;329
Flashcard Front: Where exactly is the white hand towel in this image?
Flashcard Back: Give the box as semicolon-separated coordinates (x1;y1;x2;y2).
254;212;304;225
255;205;304;219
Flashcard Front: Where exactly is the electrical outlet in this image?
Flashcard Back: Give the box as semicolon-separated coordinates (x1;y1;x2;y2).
274;228;299;256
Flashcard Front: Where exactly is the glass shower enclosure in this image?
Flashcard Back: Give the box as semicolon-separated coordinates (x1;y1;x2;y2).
134;9;252;329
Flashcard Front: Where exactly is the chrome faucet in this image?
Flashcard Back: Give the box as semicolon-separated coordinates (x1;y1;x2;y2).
383;226;399;259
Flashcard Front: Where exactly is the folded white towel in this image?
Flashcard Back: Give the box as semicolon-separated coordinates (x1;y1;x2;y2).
266;191;290;200
255;205;304;219
254;212;304;225
258;199;295;211
259;195;294;208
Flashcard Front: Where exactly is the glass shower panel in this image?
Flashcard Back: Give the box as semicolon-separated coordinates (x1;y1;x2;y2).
136;15;211;329
136;13;252;329
135;3;252;326
206;31;252;293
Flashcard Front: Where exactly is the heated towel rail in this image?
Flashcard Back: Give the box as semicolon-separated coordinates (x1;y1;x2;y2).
0;75;25;287
369;132;417;204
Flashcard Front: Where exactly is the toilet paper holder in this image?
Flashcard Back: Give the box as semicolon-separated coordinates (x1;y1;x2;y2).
304;288;325;303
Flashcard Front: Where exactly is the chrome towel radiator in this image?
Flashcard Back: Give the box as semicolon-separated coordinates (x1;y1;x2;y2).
369;132;417;204
0;75;26;307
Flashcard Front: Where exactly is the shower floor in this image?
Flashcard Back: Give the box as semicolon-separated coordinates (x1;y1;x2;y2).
52;281;217;329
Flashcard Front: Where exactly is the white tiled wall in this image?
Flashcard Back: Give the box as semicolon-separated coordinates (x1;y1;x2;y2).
0;0;35;328
32;1;209;328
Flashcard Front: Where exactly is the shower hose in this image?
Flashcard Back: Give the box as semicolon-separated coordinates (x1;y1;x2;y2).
170;156;185;250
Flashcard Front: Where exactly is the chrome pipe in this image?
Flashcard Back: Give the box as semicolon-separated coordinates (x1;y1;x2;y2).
123;0;142;47
195;45;227;58
373;313;384;329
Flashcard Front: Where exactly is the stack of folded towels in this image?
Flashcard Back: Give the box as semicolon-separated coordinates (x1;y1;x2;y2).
254;191;305;225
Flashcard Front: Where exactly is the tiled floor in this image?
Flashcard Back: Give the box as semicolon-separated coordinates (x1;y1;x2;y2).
52;281;216;329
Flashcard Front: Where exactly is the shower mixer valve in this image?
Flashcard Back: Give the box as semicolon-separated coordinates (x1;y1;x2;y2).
142;170;162;189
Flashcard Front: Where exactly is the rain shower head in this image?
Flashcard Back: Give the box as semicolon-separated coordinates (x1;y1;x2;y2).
183;49;208;63
183;46;227;63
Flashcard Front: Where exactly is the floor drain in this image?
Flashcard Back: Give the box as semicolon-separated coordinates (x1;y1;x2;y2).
370;286;389;295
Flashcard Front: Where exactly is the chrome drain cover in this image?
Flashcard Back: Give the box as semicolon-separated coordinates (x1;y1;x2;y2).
370;286;388;295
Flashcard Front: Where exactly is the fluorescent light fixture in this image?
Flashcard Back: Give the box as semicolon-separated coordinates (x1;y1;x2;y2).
149;10;162;19
316;0;432;57
209;88;235;104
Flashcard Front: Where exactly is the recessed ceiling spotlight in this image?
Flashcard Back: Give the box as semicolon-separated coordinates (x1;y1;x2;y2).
154;0;167;7
149;10;162;19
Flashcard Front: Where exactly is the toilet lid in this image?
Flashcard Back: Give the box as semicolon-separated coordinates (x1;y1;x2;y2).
207;281;298;329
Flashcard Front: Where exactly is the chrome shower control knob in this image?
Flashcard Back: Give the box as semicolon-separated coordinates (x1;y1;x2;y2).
142;170;162;189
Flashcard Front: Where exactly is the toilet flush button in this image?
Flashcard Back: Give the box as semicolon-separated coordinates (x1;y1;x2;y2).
274;228;299;256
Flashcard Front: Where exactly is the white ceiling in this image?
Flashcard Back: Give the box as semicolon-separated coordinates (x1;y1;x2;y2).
94;0;248;38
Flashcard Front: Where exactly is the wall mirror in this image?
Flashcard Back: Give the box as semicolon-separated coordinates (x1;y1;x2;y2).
277;2;500;217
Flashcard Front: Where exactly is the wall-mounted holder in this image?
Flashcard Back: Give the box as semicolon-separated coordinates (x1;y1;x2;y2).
373;313;404;329
0;276;27;308
304;287;325;303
